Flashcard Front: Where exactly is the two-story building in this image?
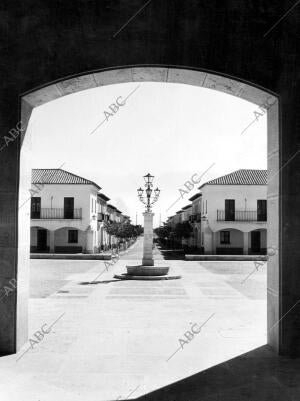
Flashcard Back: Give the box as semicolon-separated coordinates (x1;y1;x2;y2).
30;168;129;254
180;204;193;248
188;192;202;249
97;193;110;251
30;168;101;253
106;204;119;247
199;169;267;254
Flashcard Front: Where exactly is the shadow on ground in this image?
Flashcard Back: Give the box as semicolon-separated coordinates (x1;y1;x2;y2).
158;248;185;260
79;279;125;285
129;345;300;401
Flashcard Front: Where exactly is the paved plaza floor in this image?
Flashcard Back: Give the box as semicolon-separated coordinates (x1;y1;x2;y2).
0;238;268;401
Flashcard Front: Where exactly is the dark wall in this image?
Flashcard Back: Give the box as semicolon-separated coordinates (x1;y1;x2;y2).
0;1;299;355
1;1;298;92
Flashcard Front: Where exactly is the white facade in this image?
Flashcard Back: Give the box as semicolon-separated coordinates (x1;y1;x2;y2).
189;193;202;248
166;170;268;255
30;183;99;253
97;195;110;250
201;184;267;254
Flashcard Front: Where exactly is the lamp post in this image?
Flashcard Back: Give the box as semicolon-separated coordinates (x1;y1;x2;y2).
137;173;160;266
137;173;160;213
114;173;180;280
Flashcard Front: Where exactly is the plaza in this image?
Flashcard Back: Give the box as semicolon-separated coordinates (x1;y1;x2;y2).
0;237;270;400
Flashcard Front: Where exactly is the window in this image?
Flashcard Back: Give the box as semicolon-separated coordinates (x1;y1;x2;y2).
225;199;235;221
68;230;78;243
64;197;74;219
220;231;230;244
31;197;41;218
257;199;267;221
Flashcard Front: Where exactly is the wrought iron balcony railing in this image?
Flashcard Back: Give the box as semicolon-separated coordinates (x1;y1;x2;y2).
189;213;201;223
217;210;267;222
98;213;111;222
31;208;82;219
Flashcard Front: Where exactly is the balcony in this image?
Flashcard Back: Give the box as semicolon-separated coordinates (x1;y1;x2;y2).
98;213;110;222
31;208;82;219
189;213;201;223
98;212;104;221
217;210;266;222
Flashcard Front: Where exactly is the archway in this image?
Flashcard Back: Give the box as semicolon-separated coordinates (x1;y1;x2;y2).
2;66;280;356
249;228;267;255
54;227;85;254
213;228;245;255
30;226;50;253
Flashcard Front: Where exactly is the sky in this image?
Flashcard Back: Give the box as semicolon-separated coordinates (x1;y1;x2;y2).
27;82;267;227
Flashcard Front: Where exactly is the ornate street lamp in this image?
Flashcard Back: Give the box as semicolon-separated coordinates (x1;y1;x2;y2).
143;173;154;185
138;173;160;213
113;174;180;281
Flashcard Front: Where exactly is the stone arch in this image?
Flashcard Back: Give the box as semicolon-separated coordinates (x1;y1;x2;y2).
249;228;268;255
53;227;85;254
30;226;51;253
3;66;280;356
213;228;245;255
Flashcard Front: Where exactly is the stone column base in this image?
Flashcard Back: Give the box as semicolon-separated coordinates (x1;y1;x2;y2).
142;258;154;266
127;264;169;276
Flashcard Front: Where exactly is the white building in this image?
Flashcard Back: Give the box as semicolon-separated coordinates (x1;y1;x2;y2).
97;193;110;251
199;169;267;254
188;192;202;249
30;168;120;254
180;204;193;248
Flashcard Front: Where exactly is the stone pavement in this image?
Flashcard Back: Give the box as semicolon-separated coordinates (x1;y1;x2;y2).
0;238;267;401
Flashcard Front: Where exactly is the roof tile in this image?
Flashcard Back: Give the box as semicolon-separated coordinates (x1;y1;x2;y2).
32;169;101;189
199;169;267;187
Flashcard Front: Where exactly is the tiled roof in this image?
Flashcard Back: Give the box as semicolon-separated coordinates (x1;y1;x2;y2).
189;192;202;201
182;204;192;210
32;169;101;189
199;169;267;188
98;193;110;201
107;204;117;210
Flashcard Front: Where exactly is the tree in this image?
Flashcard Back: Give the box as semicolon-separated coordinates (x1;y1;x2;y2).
154;225;172;240
104;221;143;242
174;221;192;239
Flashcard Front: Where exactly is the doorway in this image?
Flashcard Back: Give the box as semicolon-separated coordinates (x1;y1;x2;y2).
251;231;261;253
37;229;47;251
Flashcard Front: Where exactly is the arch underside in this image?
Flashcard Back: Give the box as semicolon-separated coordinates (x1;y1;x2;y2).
17;65;280;354
21;67;277;133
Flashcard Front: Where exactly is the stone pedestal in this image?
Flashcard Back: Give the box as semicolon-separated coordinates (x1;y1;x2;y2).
142;212;154;266
121;210;179;280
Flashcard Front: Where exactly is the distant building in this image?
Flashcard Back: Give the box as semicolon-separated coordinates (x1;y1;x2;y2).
97;193;110;251
180;204;193;248
188;192;202;249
